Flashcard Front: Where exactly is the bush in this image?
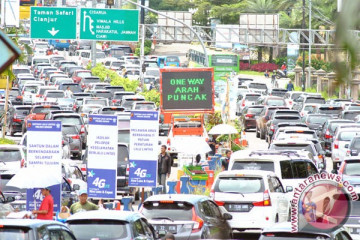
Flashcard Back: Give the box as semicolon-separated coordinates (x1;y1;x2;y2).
0;138;16;144
250;62;278;72
296;55;334;72
91;64;138;92
140;90;160;106
273;56;288;67
288;72;295;81
240;62;250;70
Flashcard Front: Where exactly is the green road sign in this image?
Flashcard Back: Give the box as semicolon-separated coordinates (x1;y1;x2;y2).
80;9;139;41
30;7;76;39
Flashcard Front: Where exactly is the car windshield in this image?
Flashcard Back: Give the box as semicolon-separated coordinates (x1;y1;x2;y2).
14;69;30;75
96;52;106;58
245;95;260;101
330;122;352;132
270;144;315;155
54;116;82;125
63;84;81;93
344;162;360;176
267;99;285;106
146;70;160;77
15;108;31;115
348;105;360;110
85;99;107;106
247;107;263;114
118;130;130;144
304;105;316;112
231;161;274;171
84;79;100;84
24;86;38;93
142;201;193;221
307;115;330;124
290;93;302;100
33;59;49;64
33;107;59;113
62;126;78;135
215;177;264;193
0;228;30;240
134;103;155;110
0;150;21;162
344;112;360;120
35;44;48;49
122;99;143;108
249;83;267;90
339;131;360;141
305;98;325;104
46;92;64;98
318;108;342;114
68;220;129;240
118;145;129;161
144;78;155;84
95;92;112;99
77;72;92;78
114;94;134;100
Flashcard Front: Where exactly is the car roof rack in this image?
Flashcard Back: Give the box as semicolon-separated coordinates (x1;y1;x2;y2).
249;150;300;158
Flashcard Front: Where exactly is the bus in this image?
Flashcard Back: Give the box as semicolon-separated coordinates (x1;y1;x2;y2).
187;46;239;81
157;56;180;68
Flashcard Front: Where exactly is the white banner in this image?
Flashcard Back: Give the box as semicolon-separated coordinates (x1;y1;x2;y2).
1;0;19;27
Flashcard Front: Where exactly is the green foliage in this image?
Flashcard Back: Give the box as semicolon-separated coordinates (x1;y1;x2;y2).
91;64;138;92
0;138;16;145
288;72;295;81
134;40;153;57
205;112;223;132
149;0;194;11
294;86;336;100
140;90;160;106
211;2;247;24
273;56;288;67
296;55;334;72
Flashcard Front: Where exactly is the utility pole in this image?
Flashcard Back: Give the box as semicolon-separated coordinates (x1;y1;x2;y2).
140;0;145;88
302;0;306;91
91;0;97;68
124;0;209;67
308;0;312;89
2;76;9;138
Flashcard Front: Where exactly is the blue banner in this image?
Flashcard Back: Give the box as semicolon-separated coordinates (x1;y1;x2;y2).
89;115;117;126
87;168;116;199
131;111;159;121
27;121;62;132
26;184;61;212
129;160;157;187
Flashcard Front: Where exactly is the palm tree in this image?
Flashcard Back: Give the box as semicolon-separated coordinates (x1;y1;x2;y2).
245;0;292;14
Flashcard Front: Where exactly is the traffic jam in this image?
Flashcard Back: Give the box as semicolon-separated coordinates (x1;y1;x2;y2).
0;18;358;240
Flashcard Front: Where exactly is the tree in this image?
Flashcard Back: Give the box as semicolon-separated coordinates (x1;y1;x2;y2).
211;2;247;24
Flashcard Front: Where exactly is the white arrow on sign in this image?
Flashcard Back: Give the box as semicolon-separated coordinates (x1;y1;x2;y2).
48;27;59;36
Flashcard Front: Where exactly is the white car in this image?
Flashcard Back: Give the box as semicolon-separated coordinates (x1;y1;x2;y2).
33;41;49;56
0;145;26;173
21;84;43;105
332;128;360;167
211;170;289;231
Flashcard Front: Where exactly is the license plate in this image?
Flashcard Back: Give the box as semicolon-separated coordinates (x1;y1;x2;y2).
228;204;250;212
154;225;177;233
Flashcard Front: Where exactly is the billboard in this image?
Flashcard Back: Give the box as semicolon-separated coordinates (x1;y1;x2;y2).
160;68;214;113
1;0;20;27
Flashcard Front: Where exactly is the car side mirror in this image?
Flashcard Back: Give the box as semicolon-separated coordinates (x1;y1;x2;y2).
223;212;232;220
73;184;80;190
286;186;293;193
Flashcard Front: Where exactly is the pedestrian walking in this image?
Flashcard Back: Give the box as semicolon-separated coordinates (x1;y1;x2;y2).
70;189;98;214
221;150;232;171
286;80;294;91
281;62;287;76
64;86;73;98
264;70;269;78
271;72;276;86
158;145;172;194
32;187;54;220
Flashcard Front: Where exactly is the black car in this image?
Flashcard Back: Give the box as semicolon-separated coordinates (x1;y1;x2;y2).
315;104;342;118
0;219;77;240
240;105;264;131
6;105;32;136
266;115;302;142
303;114;333;130
347;136;360;156
8;88;23;105
140;194;233;239
269;88;287;97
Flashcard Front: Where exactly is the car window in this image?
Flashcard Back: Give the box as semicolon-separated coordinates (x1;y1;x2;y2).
61;230;76;240
215;176;265;193
200;201;216;218
280;161;293;179
208;201;222;218
49;228;63;240
140;219;154;238
133;220;145;237
37;226;50;240
231;161;274;171
270;177;284;193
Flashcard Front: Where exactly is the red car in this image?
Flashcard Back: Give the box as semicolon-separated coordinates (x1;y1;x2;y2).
22;105;61;134
71;70;92;84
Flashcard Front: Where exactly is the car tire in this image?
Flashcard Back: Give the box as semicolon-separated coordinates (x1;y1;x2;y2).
256;126;260;138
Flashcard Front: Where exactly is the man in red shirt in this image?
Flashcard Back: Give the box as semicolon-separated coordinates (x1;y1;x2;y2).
32;187;54;220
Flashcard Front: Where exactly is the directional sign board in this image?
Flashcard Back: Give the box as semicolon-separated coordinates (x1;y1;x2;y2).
80;9;139;41
30;7;76;39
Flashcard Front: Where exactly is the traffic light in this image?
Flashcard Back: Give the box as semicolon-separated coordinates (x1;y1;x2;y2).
107;0;114;6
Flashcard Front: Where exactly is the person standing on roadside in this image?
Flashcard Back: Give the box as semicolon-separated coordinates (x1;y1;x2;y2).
70;189;98;214
32;187;54;220
221;150;232;171
158;145;172;194
287;80;294;91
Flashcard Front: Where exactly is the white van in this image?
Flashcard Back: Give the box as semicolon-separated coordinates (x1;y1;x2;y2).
72;50;106;67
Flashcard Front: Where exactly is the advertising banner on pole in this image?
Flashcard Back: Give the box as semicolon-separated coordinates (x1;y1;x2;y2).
87;115;118;199
129;111;159;187
26;120;62;211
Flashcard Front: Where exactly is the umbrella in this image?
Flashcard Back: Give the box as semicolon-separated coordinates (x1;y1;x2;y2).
208;124;238;135
175;138;211;155
6;167;61;189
